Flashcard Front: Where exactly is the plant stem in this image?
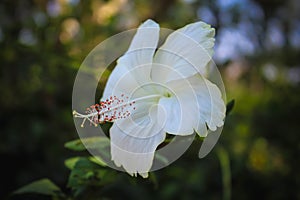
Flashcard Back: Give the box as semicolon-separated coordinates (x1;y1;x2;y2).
217;146;231;200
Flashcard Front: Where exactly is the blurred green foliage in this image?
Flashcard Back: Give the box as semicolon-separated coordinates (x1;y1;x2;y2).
1;0;300;199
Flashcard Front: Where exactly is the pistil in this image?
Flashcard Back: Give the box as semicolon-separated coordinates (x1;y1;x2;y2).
73;94;161;127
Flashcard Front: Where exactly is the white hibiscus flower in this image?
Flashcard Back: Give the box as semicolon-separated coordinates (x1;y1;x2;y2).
73;19;226;178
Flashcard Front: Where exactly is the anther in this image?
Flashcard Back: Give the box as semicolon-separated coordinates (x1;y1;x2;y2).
73;95;134;128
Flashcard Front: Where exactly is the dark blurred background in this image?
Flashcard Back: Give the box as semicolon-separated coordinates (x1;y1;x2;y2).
1;0;300;199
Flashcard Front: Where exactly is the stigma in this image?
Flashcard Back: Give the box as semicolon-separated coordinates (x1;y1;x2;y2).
73;94;136;127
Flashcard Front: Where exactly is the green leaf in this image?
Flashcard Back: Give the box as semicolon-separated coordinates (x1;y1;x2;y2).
155;153;169;165
226;99;235;115
13;178;64;197
67;158;101;190
64;139;85;151
67;157;116;196
65;156;107;170
64;136;110;151
89;156;107;166
65;157;81;170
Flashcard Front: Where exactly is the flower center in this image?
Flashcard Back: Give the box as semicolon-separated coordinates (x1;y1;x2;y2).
164;92;172;98
73;94;161;127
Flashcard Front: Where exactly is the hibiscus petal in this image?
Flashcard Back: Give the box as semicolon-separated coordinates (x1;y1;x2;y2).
162;74;225;136
110;102;166;178
190;75;225;132
116;20;159;83
102;62;140;99
158;95;198;135
102;19;159;99
152;21;215;83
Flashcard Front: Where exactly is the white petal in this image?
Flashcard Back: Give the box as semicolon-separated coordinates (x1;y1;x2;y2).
158;73;200;135
102;19;159;99
102;63;140;99
110;101;166;177
158;95;198;135
152;21;215;83
191;76;225;131
163;74;225;136
117;19;159;83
